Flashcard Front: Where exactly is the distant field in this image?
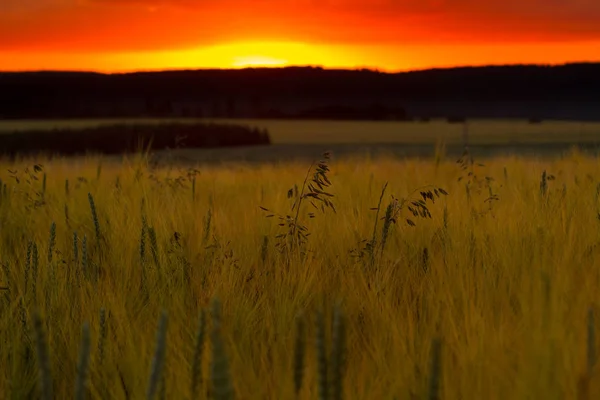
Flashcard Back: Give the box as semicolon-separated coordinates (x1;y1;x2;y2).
2;118;600;146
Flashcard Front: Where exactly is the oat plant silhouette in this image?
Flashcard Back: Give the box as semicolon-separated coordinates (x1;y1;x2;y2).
260;151;336;259
352;182;448;266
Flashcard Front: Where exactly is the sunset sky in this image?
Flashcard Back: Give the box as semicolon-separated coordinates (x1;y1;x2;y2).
2;0;600;72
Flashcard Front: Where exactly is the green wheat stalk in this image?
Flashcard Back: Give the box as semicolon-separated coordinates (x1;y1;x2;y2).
210;298;234;400
330;305;346;400
192;175;196;202
588;307;596;376
293;313;306;397
73;231;79;265
47;222;56;264
88;193;101;246
147;311;168;400
25;241;32;296
191;309;206;399
65;203;70;227
140;223;147;263
428;338;442;400
82;235;89;280
41;173;47;200
98;308;107;367
32;313;53;400
202;208;213;246
32;243;39;303
148;226;161;270
315;310;328;400
74;322;91;400
18;298;32;365
260;235;269;265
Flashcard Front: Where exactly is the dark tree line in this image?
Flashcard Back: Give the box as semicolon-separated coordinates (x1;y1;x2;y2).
1;63;600;120
0;122;271;158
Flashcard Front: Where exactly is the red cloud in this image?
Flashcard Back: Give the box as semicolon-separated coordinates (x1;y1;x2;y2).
1;0;599;52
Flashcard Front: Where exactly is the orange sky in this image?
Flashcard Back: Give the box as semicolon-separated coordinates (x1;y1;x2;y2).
2;0;600;72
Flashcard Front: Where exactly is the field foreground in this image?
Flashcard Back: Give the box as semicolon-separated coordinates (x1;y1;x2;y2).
1;150;600;399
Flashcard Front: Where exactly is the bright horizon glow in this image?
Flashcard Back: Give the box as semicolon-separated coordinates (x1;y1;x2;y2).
2;0;600;72
232;56;288;68
1;40;600;74
0;41;372;73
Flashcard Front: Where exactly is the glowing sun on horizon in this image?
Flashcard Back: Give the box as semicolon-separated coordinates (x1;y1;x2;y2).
83;41;361;73
231;55;288;68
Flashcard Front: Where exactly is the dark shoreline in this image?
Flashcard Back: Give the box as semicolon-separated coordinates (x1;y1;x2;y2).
0;122;271;158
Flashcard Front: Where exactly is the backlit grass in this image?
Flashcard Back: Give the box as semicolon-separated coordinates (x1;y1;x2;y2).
1;149;600;399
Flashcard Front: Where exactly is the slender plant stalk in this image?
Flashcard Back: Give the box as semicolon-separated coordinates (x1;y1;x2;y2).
588;307;596;376
147;311;168;400
315;310;328;400
98;308;107;366
191;309;206;399
74;322;91;400
210;298;234;400
88;193;101;246
32;313;53;400
428;338;442;400
330;306;346;400
293;313;306;397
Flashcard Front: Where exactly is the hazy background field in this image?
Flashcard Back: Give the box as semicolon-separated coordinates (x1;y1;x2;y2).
3;118;600;144
3;118;600;164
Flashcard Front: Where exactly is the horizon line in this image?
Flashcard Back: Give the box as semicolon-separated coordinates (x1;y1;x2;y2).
1;61;599;76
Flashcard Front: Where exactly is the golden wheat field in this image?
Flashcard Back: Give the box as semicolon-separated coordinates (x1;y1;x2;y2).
2;148;600;399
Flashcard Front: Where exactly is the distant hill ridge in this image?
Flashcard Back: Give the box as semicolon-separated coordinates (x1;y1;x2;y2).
1;63;600;120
